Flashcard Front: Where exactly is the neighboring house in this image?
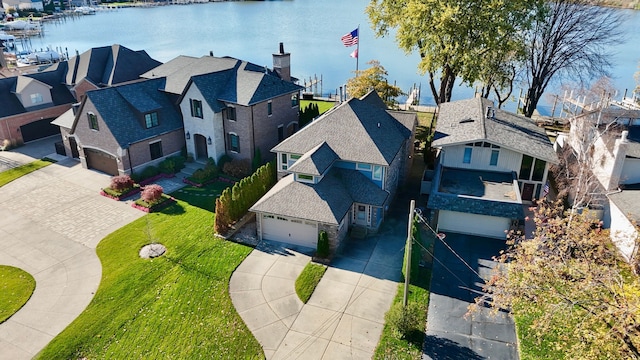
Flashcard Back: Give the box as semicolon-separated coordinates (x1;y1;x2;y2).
65;77;184;175
143;43;302;163
250;91;416;251
0;62;75;145
2;0;43;10
429;97;558;239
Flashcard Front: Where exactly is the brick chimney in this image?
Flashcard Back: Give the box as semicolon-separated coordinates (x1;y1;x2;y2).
272;42;290;82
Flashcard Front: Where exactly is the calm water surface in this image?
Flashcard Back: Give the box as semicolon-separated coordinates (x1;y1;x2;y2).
25;0;640;107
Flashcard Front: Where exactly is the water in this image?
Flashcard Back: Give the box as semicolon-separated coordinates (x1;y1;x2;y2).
24;0;640;107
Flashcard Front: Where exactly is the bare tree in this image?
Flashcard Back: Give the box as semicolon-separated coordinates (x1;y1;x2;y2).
521;0;625;118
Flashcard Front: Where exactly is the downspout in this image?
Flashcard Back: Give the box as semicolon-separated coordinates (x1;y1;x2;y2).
127;144;133;174
251;104;256;158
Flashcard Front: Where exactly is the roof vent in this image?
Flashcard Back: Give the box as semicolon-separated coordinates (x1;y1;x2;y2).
459;118;474;124
209;51;213;57
486;106;493;118
377;122;381;128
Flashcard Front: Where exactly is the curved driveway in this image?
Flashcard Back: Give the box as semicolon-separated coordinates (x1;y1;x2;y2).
0;153;144;359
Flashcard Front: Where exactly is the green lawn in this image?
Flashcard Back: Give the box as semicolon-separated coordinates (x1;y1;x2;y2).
300;99;336;115
171;181;231;212
295;262;327;303
417;111;436;129
374;231;432;359
0;265;35;324
0;158;55;187
35;201;263;359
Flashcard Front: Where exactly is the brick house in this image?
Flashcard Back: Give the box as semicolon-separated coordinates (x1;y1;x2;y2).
250;91;416;252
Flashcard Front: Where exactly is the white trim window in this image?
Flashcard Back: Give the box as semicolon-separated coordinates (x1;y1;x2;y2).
228;132;240;153
372;165;383;180
297;173;314;183
356;163;372;171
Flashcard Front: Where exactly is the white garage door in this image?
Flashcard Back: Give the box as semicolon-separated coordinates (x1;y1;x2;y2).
437;210;510;239
261;214;318;248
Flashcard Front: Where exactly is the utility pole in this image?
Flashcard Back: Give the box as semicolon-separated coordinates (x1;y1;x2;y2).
403;199;415;307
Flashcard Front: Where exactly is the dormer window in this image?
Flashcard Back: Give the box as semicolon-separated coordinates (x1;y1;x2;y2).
297;174;314;183
225;107;236;121
190;99;203;118
144;112;159;129
88;112;98;131
30;93;43;105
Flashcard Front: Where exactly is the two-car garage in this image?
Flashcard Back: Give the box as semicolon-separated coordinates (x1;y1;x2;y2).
436;210;511;240
260;214;318;248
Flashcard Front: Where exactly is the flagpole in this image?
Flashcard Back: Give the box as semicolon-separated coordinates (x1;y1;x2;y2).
355;25;360;74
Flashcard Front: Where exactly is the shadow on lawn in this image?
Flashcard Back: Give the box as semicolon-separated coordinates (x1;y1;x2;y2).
159;202;186;215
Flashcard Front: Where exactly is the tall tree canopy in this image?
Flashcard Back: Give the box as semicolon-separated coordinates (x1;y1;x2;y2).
521;0;624;117
346;60;403;107
367;0;539;105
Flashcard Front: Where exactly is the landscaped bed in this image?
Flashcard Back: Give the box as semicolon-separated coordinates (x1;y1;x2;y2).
0;265;35;324
295;262;327;303
34;201;263;359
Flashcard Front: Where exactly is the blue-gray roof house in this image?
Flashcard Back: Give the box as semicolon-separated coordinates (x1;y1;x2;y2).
250;91;417;252
428;97;558;239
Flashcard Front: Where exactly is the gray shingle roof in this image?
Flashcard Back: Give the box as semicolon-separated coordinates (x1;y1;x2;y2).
272;92;415;166
78;77;183;148
428;192;524;219
433;97;558;163
251;168;388;224
288;142;338;176
66;44;161;87
625;126;640;158
608;189;640;223
51;108;75;129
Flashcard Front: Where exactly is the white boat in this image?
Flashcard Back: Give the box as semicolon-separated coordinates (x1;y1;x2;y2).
17;50;62;66
0;32;16;50
74;7;96;15
2;20;40;31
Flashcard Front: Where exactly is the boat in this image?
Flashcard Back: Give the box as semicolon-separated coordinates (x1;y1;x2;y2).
2;19;40;31
0;32;16;50
16;49;62;66
74;6;97;15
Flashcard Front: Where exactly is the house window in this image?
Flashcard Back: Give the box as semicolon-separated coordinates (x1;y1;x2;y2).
372;165;382;180
356;163;372;171
281;153;288;170
267;101;272;116
291;94;299;107
144;112;159;129
190;99;203;118
30;93;43;105
225;107;236;121
490;150;499;166
228;133;240;152
519;154;533;180
463;147;472;164
149;141;163;160
278;125;284;142
532;159;546;181
88;112;99;131
298;174;313;182
288;154;301;168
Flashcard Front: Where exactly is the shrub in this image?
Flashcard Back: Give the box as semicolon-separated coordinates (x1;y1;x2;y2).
223;159;251;179
109;175;134;191
217;154;232;172
204;160;219;179
192;169;208;182
139;166;159;182
317;230;329;258
173;156;186;171
158;158;176;175
385;302;422;339
141;184;164;204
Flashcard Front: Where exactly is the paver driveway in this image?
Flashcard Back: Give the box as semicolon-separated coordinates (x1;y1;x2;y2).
0;157;145;359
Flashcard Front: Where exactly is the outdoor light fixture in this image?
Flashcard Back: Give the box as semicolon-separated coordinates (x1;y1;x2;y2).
207;136;212;145
185;131;190;140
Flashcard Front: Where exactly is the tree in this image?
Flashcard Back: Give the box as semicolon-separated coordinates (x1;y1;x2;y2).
521;0;625;117
346;60;403;107
473;202;640;359
367;0;538;105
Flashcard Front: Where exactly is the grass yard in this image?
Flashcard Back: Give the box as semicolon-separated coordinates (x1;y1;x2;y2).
374;231;432;359
300;99;337;115
417;111;436;129
0;265;35;324
0;158;55;187
295;262;327;303
35;201;263;359
171;181;231;212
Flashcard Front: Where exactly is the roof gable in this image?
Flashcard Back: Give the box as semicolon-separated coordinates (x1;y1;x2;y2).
288;142;338;176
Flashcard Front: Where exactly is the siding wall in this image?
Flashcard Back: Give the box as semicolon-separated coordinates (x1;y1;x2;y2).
440;144;522;173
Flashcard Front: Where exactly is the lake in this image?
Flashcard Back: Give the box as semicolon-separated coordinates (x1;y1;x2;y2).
24;0;640;108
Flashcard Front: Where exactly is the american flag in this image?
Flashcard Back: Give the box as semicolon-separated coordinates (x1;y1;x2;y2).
341;28;359;47
542;181;550;198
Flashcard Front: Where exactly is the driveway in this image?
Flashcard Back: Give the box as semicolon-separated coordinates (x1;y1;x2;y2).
422;233;518;360
230;214;407;359
0;141;145;359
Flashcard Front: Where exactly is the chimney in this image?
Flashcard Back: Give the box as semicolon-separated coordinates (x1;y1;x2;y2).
621;130;629;143
209;51;213;57
272;42;290;82
486;106;493;119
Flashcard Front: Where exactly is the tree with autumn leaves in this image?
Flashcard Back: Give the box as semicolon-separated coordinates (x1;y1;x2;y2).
472;202;640;359
214;162;276;235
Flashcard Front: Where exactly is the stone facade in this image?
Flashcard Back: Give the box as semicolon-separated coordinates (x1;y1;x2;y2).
318;211;350;254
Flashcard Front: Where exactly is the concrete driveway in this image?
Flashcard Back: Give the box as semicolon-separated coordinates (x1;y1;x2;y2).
230;216;407;359
0;139;145;359
422;233;518;360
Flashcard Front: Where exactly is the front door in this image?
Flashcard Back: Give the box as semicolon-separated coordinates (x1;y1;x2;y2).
354;204;368;226
522;183;535;201
195;134;208;160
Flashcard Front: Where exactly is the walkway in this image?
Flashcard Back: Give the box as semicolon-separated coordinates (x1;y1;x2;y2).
0;139;145;359
422;233;518;360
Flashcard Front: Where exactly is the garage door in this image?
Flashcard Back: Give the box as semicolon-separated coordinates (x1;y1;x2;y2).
437;210;510;239
85;148;118;176
261;214;317;248
20;118;59;142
